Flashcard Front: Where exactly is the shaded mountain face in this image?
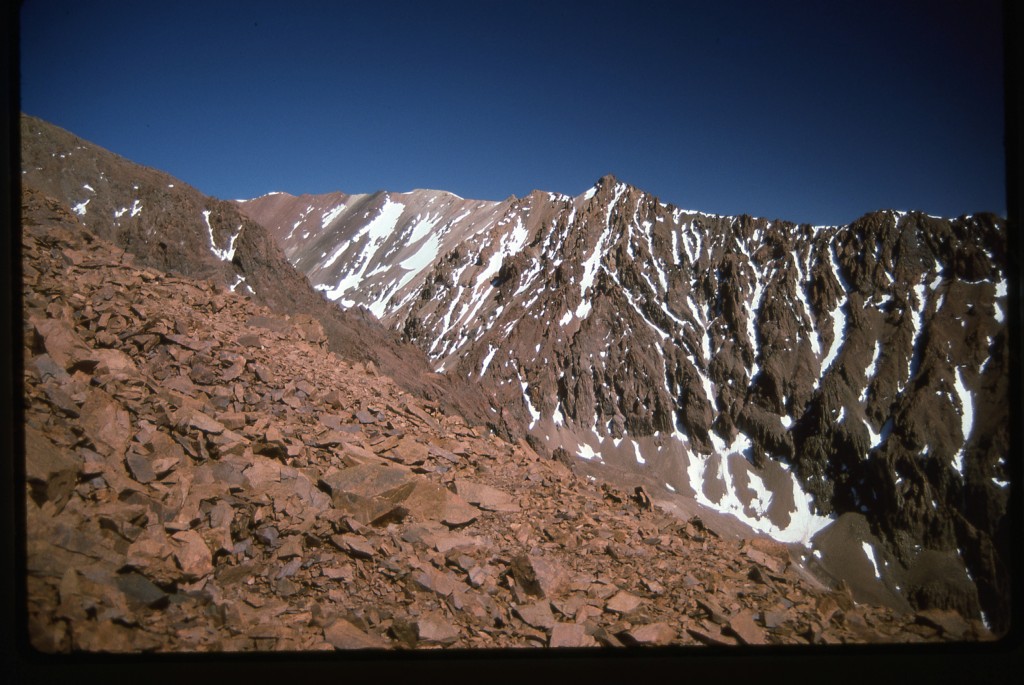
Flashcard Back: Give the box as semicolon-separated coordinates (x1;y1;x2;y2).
19;114;503;436
239;176;1010;632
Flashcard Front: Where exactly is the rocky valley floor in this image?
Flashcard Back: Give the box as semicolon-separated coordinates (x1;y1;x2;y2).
21;188;992;652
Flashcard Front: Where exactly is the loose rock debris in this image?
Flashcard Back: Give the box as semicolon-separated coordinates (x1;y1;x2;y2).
21;188;991;652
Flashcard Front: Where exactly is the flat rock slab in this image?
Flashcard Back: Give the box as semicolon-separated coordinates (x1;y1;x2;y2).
727;610;767;645
514;601;556;630
170;530;214;580
321;463;413;500
432;532;484;554
31;315;91;370
411;567;459;598
332;533;375;559
453;478;521;512
549;623;597;648
687;626;739;647
79;388;131;458
324;619;390;650
620;622;676;646
605;590;644;615
376;478;478;527
414;612;460;645
24;425;79;511
115;572;168;609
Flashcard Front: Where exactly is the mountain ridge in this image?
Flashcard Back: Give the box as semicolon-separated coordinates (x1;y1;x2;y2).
237;171;1009;632
19;113;514;440
24;183;994;651
19;112;1011;634
245;170;991;231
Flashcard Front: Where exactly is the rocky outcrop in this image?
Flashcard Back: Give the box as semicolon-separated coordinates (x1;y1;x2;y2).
241;175;1009;633
22;187;988;651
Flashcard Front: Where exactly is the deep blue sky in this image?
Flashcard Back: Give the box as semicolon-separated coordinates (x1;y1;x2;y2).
21;0;1005;225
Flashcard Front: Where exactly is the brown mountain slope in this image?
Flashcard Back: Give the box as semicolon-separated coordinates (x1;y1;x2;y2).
22;187;987;651
19;113;505;438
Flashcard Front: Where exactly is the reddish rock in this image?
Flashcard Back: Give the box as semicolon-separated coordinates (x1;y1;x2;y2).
514;601;556;630
411;567;458;598
324;619;389;650
549;623;597;648
78;388;131;458
915;609;970;639
510;554;568;599
30;316;91;370
727;610;767;645
453;478;521;512
414;613;460;646
687;627;739;647
332;533;375;560
605;591;644;615
619;622;676;646
24;426;79;512
171;530;214;580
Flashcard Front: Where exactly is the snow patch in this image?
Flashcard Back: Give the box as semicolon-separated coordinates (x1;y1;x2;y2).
746;471;773;517
819;301;846;378
398;231;441;272
685;444;832;546
861;541;882;579
631;440;645;465
319;199;406;299
951;366;974;476
479;345;497;377
320;203;347;229
203;210;242;262
521;381;540;427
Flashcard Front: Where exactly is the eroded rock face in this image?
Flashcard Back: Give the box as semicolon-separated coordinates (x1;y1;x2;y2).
21;187;992;652
241;175;1009;632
